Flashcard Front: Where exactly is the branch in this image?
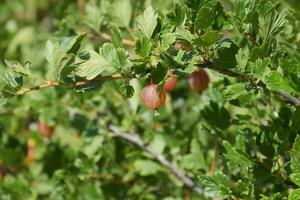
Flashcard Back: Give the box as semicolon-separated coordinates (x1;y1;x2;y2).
196;62;300;107
108;125;204;195
16;74;124;95
99;32;136;47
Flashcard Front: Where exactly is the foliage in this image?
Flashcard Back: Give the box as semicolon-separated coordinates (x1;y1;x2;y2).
0;0;300;199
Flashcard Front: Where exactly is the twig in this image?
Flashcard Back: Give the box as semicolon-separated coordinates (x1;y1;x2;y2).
77;0;86;31
108;125;204;195
99;32;136;46
196;62;300;107
209;140;218;176
277;91;300;106
15;74;124;95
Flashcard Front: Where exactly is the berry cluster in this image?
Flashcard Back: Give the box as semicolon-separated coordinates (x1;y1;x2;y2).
141;70;209;110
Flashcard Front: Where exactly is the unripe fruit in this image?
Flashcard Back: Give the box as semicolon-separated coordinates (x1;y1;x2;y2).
141;84;166;109
38;122;54;138
174;41;191;51
163;75;177;92
188;70;209;93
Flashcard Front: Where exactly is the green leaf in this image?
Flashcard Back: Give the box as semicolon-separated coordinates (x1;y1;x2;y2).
99;43;131;69
224;83;248;100
76;50;117;80
161;33;176;51
84;0;103;31
193;31;223;47
110;26;123;48
136;37;153;57
167;4;186;26
4;60;31;77
134;160;162;176
109;0;132;27
223;141;253;170
201;102;231;130
291;136;300;177
264;72;295;94
213;41;239;68
200;173;231;199
137;6;158;38
292;108;300;132
249;58;271;80
46;34;85;80
194;7;212;31
151;64;168;84
119;84;134;98
289;189;300;200
64;33;86;54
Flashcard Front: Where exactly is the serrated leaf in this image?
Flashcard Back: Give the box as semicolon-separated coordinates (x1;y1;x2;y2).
194;7;212;31
110;26;123;48
136;37;153;57
137;6;158;38
264;72;295;93
134;160;162;176
213;41;239;68
161;33;176;51
76;50;117;80
200;173;231;198
223;141;253;170
249;58;271;80
167;4;186;26
100;43;131;68
119;84;134;98
84;0;103;31
291;136;300;180
46;34;85;80
224;83;248;100
289;189;300;200
109;0;132;27
64;33;86;54
4;59;31;77
194;31;223;47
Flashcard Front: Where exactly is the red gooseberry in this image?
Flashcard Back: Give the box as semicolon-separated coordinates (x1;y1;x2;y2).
38;122;54;138
188;70;210;93
141;84;166;109
163;75;177;92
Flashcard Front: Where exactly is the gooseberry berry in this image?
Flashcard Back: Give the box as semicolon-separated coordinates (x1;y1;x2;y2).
141;84;166;109
188;70;209;93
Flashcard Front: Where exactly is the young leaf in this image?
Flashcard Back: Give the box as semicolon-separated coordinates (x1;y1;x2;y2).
109;0;132;27
264;72;295;94
223;141;253;170
224;83;248;100
200;173;231;199
4;60;31;77
137;6;158;38
110;26;123;48
136;37;153;57
76;50;117;80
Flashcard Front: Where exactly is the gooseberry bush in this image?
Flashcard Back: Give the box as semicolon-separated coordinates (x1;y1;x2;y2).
1;0;300;199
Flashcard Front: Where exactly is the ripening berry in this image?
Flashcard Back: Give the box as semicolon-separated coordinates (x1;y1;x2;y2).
38;122;54;138
188;70;209;93
141;84;166;109
174;41;191;51
163;75;177;92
